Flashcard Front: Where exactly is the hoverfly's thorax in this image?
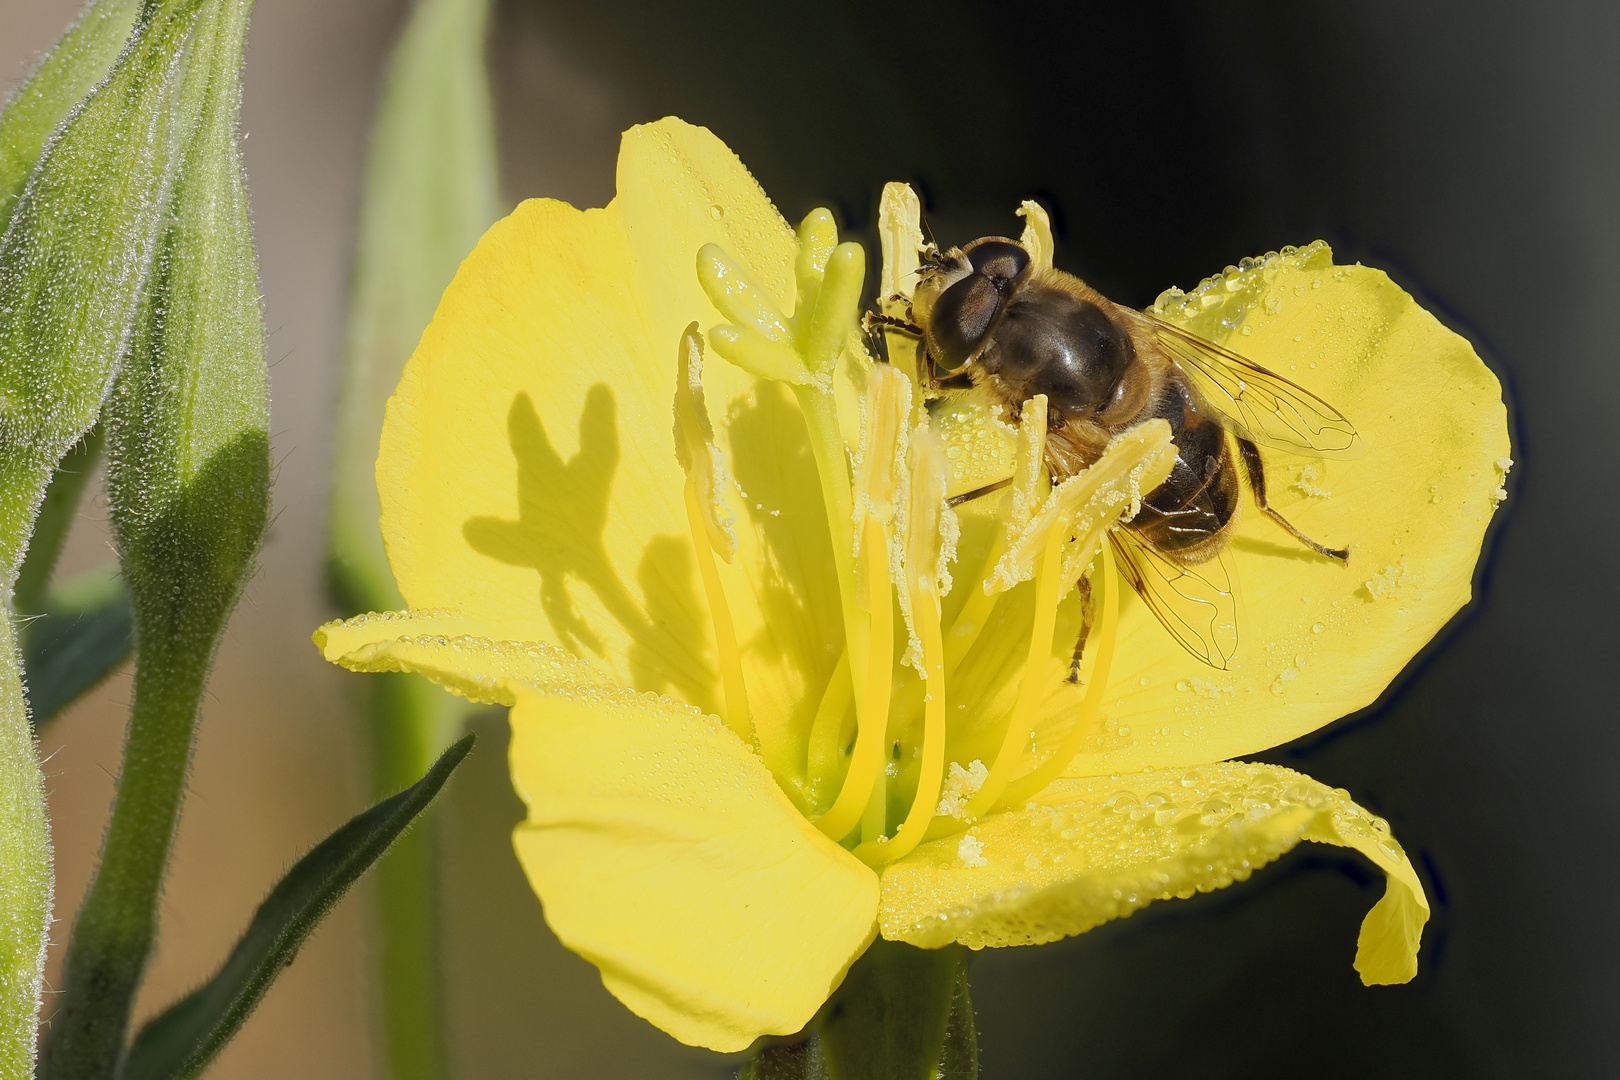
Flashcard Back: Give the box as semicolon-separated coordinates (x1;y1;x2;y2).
976;281;1137;424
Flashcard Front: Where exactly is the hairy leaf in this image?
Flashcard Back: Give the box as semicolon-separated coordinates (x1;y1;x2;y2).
21;564;134;729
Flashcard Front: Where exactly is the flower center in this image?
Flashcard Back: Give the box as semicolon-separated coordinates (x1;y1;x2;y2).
682;189;1173;866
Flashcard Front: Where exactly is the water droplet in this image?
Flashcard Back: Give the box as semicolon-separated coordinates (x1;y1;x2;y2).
709;205;724;220
1312;622;1324;634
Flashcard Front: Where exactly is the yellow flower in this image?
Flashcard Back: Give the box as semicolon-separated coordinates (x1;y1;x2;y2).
316;118;1509;1052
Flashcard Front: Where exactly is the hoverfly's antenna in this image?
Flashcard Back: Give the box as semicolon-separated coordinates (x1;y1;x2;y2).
919;213;941;261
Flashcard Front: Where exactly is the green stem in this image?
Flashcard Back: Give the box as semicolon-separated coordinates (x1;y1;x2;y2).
43;631;213;1076
364;673;456;1080
0;614;52;1077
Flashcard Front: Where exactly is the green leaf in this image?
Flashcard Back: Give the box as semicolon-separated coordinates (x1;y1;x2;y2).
0;0;141;237
38;0;271;1074
21;564;134;729
120;734;476;1080
12;424;106;619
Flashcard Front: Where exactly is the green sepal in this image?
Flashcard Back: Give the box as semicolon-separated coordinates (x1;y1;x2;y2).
0;0;214;584
738;940;979;1080
119;734;476;1080
21;563;134;729
819;940;971;1080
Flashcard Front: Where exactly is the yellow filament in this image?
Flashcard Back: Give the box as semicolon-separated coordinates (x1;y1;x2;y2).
684;480;751;743
855;589;946;865
814;515;895;841
997;540;1119;808
804;650;853;806
942;525;1008;675
960;517;1069;822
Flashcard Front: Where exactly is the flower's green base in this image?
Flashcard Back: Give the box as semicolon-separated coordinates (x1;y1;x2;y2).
740;940;977;1080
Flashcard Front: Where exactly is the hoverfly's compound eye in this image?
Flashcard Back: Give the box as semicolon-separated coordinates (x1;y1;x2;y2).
964;239;1031;288
930;273;1005;370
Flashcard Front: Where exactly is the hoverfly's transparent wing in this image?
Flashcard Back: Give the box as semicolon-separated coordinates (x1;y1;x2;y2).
1132;310;1363;459
1109;528;1242;670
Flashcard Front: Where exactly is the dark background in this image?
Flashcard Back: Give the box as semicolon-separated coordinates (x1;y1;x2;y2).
7;0;1611;1076
475;1;1614;1076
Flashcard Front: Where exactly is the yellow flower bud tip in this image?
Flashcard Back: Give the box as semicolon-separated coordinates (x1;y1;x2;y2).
325;123;1504;1045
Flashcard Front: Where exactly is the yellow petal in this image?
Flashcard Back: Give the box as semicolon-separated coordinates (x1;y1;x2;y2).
507;682;878;1052
879;761;1428;985
313;609;604;705
378;118;842;782
1059;244;1509;772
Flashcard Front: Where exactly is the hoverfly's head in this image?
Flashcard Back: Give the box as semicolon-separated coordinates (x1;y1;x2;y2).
913;237;1032;371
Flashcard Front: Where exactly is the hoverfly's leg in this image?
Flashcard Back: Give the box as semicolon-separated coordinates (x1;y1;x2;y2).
862;311;924;336
862;310;926;378
1067;574;1096;684
946;475;1012;509
1235;437;1350;564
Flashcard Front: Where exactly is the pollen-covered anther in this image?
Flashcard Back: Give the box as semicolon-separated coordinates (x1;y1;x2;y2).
878;182;926;310
671;325;751;743
988;419;1175;595
854;423;956;867
1016;199;1055;272
672;323;738;562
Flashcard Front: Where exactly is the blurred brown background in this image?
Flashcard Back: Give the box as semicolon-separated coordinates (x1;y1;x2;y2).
2;1;716;1076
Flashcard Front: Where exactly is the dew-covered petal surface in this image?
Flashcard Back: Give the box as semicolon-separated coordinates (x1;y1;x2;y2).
314;609;605;705
879;761;1428;984
507;682;878;1052
1056;244;1509;773
377;117;843;779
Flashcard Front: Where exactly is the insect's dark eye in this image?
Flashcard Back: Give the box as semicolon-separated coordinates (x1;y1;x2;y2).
965;240;1030;287
930;274;1004;370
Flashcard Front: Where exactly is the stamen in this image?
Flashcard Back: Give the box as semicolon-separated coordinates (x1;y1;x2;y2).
815;515;896;841
956;420;1177;824
960;513;1070;821
1016;199;1055;272
997;539;1119;808
804;650;853;804
943;395;1046;671
879;183;925;307
672;326;750;743
684;483;751;744
856;427;952;866
815;366;910;842
987;420;1175;595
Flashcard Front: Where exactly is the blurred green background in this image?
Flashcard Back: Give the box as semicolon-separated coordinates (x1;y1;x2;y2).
4;1;1614;1076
